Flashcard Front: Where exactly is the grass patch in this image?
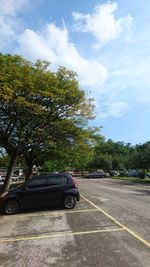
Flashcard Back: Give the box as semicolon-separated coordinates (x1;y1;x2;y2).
112;176;150;183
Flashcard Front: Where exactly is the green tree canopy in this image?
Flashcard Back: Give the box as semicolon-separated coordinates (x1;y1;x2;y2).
132;141;150;170
88;138;134;171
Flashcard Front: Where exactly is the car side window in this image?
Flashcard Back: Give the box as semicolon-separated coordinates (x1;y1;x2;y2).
46;175;68;186
27;178;46;189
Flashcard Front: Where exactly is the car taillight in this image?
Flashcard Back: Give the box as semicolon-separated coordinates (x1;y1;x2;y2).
72;177;78;188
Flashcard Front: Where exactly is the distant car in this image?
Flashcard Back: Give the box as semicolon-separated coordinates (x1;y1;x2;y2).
0;173;80;215
0;175;5;182
0;175;22;183
110;170;120;177
105;172;111;177
127;170;139;177
0;168;7;179
146;173;150;178
0;167;24;183
11;175;20;182
84;170;106;178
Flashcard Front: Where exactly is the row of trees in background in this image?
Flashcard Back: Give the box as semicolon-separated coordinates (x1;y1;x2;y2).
38;139;150;174
87;139;150;173
1;137;150;175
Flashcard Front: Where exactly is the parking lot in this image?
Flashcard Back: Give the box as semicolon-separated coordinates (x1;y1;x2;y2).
0;178;150;267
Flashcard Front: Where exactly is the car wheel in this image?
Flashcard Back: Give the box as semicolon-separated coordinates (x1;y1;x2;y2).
64;195;76;209
4;199;19;215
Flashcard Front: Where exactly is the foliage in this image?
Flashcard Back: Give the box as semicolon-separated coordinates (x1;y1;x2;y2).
132;142;150;170
86;138;150;175
138;169;146;179
87;153;112;171
87;139;133;171
40;160;67;173
0;152;10;168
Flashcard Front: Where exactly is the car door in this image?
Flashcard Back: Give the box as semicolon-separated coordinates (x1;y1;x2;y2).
20;175;47;209
44;174;68;207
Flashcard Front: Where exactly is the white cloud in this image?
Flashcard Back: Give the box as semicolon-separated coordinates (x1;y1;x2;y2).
0;0;131;120
95;100;128;120
17;23;108;88
72;2;132;47
0;0;28;49
0;0;27;16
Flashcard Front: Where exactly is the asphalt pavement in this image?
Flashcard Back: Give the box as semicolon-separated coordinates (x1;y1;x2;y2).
0;178;150;267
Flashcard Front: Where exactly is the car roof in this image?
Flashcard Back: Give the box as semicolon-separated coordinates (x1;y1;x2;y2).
32;173;72;179
39;172;70;176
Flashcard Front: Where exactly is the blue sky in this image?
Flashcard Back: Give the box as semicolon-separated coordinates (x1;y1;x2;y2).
0;0;150;144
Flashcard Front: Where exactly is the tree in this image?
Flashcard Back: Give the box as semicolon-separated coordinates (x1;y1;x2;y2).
87;138;134;172
0;54;94;195
87;152;112;172
132;141;150;170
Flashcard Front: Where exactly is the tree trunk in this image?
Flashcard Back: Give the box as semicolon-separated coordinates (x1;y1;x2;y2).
0;153;18;197
25;165;33;181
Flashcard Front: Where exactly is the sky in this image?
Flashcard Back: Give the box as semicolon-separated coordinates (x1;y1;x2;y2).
0;0;150;144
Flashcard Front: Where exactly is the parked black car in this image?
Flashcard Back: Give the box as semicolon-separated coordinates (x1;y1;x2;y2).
0;173;80;215
84;170;106;178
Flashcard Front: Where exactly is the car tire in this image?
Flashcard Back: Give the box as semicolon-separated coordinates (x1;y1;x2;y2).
64;195;76;209
4;199;19;215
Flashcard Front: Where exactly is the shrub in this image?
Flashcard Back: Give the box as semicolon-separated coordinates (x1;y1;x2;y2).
119;171;128;177
138;170;145;179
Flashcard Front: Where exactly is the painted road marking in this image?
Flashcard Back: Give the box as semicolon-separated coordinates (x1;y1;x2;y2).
81;194;150;249
124;185;150;191
1;209;98;219
91;196;110;202
0;228;124;243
